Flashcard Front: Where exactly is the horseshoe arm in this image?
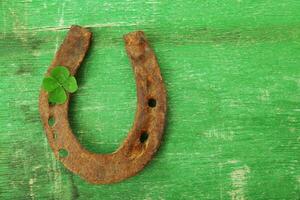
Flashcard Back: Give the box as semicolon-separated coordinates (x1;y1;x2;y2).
39;26;167;184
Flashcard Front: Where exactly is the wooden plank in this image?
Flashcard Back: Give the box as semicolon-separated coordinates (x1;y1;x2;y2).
0;0;299;199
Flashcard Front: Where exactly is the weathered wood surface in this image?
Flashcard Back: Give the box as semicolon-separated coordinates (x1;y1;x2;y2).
0;1;299;199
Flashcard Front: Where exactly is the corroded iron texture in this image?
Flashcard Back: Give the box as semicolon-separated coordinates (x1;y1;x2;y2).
39;25;167;184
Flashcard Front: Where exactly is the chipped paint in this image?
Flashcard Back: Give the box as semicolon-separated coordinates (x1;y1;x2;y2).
228;166;250;200
201;128;234;141
28;178;35;200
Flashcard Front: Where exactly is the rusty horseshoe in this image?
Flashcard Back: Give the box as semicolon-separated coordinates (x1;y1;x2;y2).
39;25;167;184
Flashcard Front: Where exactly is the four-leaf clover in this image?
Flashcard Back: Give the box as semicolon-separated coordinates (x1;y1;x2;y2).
42;66;78;104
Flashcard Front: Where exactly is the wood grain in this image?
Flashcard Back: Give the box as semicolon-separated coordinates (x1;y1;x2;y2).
0;0;300;199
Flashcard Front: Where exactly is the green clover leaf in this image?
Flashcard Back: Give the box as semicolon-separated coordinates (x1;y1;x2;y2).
51;66;70;84
42;66;78;104
48;86;67;104
62;76;78;93
42;77;59;92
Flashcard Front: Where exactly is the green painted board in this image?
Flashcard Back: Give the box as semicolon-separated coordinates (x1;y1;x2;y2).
0;1;300;199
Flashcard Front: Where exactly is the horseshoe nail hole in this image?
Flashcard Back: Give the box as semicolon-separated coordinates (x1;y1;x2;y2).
48;117;55;127
148;98;156;108
58;149;68;158
140;132;149;143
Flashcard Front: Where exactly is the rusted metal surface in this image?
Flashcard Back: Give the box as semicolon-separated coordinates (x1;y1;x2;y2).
39;25;167;184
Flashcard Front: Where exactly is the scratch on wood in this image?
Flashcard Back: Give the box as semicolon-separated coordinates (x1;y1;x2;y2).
15;22;143;33
28;178;35;200
42;137;63;198
58;1;65;27
1;2;7;37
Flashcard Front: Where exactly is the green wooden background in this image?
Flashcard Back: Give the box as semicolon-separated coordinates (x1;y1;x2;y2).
1;1;300;199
